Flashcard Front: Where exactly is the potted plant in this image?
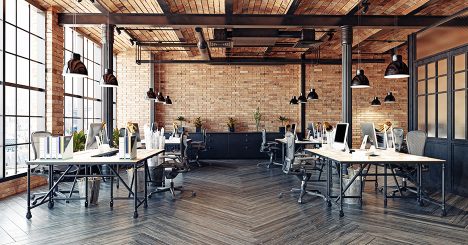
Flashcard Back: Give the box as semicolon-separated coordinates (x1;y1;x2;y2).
72;130;86;152
112;128;120;147
175;116;186;134
227;117;236;132
278;116;289;134
253;107;262;132
193;117;203;133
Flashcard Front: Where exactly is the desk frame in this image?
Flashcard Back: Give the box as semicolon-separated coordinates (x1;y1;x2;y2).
307;149;446;217
26;150;164;219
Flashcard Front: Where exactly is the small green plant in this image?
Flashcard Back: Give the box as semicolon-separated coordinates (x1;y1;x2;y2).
73;130;86;152
253;107;262;131
175;116;186;127
278;116;289;126
112;128;120;147
227;117;236;131
193;117;203;128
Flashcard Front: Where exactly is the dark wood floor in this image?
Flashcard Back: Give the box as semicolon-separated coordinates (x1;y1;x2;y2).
1;160;467;245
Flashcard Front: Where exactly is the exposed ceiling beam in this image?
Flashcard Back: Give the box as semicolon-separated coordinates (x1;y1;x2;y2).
225;0;233;15
58;14;457;29
137;41;298;48
135;57;385;65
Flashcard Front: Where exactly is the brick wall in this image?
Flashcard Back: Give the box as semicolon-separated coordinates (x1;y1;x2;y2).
115;50;408;148
116;50;152;136
0;176;47;200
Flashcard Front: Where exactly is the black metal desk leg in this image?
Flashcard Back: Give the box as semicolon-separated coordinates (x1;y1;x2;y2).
384;164;388;208
442;163;446;216
418;163;422;206
48;165;54;209
339;163;344;217
85;166;88;207
110;165;114;208
360;163;363;208
282;143;285;164
133;164;138;218
326;159;331;207
26;165;32;219
144;162;148;208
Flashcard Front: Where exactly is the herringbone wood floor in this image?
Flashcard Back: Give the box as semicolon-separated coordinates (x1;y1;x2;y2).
1;160;467;245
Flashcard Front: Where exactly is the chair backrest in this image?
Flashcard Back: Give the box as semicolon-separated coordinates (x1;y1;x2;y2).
31;131;52;160
282;131;296;174
203;128;207;144
393;127;404;151
407;130;426;156
261;129;267;145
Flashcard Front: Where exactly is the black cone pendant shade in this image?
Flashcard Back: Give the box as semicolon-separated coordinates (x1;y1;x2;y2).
164;96;172;105
307;88;319;100
63;53;88;78
289;96;298;105
100;69;118;87
384;54;409;79
156;91;165;103
371;97;381;106
146;88;156;100
351;69;370;88
298;93;307;103
384;92;396;103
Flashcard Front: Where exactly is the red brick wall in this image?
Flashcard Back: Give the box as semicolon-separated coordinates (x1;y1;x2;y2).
115;50;408;148
0;176;47;200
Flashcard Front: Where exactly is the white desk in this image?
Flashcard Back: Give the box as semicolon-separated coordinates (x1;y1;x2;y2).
26;149;165;219
304;148;446;217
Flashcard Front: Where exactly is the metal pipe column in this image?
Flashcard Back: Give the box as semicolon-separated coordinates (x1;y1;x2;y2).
101;24;115;145
341;25;353;147
150;53;155;125
300;53;306;139
407;33;416;131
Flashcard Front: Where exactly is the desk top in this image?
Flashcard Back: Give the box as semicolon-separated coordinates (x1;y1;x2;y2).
142;138;192;145
305;148;445;165
275;138;322;144
27;149;165;166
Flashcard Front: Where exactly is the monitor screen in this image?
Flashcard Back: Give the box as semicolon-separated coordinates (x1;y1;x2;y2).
360;122;377;148
334;124;347;143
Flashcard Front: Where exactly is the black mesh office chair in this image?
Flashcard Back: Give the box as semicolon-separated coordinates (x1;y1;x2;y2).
30;131;79;206
278;131;326;203
190;128;207;167
148;134;195;199
257;129;280;168
391;130;427;196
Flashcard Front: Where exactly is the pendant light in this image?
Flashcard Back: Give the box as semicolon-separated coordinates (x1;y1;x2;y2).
384;92;396;103
384;16;409;79
298;93;307;103
307;61;319;100
289;96;298;105
165;96;172;105
351;8;370;89
63;13;88;78
384;54;409;79
351;69;370;88
100;69;118;87
146;88;156;100
371;97;381;106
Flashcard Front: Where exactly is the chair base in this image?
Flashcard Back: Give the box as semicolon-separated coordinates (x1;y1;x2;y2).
257;161;282;168
148;181;196;200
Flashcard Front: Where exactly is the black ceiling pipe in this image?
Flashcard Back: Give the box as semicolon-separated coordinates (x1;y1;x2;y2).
195;27;211;60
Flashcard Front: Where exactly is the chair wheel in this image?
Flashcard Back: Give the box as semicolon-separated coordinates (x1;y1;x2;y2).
110;201;114;208
327;200;332;207
32;200;37;205
148;194;152;199
442;210;447;217
191;192;196;197
278;193;283;198
48;202;54;209
339;211;344;217
26;212;32;219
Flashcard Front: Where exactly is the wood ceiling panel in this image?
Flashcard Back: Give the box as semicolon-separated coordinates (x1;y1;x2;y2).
295;0;360;15
234;0;294;14
31;0;100;13
165;0;224;14
416;0;468;16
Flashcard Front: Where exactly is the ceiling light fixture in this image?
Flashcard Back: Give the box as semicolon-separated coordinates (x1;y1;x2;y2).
289;96;298;105
63;13;88;78
384;92;396;103
351;7;370;89
307;60;319;100
384;16;409;79
371;97;381;106
298;93;307;103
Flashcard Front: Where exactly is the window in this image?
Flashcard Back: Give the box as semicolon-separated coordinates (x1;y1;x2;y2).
454;53;467;139
417;58;448;138
63;27;117;135
1;0;46;178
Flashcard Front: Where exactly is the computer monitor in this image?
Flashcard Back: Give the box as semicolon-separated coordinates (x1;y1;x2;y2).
360;122;378;149
333;123;349;151
127;123;141;142
85;123;106;150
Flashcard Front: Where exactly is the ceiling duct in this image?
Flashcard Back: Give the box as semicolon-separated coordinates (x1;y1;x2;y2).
208;28;233;48
293;29;323;48
195;27;211;60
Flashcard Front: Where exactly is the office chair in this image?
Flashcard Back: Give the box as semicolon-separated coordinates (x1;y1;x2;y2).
257;129;281;168
148;134;195;199
278;131;326;203
30;132;79;206
190;128;207;167
391;130;427;196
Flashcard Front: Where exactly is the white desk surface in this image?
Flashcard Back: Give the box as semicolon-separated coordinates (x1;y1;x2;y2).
304;148;445;165
27;149;165;166
142;138;192;145
275;138;322;144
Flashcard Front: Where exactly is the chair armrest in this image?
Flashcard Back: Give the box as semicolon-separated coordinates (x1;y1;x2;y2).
266;141;278;145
